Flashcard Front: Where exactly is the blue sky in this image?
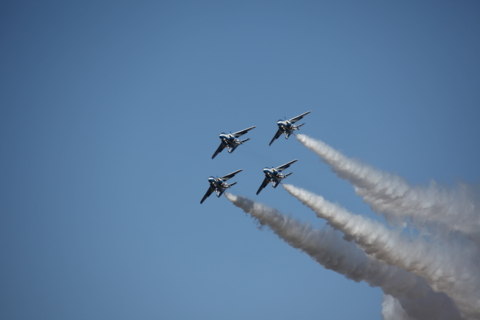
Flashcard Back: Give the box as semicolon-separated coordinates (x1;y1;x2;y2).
1;1;479;319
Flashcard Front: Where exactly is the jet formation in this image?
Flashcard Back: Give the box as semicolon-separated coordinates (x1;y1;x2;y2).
201;111;310;203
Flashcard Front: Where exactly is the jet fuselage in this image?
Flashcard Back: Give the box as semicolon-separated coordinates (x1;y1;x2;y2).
277;120;298;138
219;133;240;145
277;120;292;129
208;176;229;197
263;168;284;186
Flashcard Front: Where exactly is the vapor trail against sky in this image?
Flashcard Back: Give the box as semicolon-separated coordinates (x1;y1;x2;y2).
283;184;476;319
280;134;480;319
225;193;462;319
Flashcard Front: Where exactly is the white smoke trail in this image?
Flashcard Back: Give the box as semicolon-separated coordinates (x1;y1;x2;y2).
382;295;412;320
295;134;480;237
283;183;479;319
225;192;461;319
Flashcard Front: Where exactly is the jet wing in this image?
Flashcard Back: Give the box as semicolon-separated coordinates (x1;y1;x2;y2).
289;111;311;123
276;159;298;172
200;185;215;204
212;141;227;159
256;175;270;195
269;128;283;146
232;126;256;138
220;169;243;181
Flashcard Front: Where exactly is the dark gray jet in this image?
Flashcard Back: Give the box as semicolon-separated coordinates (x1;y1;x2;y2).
269;111;311;146
201;169;243;204
256;160;298;195
212;126;256;159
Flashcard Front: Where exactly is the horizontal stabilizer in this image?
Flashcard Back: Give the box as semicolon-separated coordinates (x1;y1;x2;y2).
296;123;305;129
227;182;237;188
240;138;250;144
228;145;238;153
284;172;293;178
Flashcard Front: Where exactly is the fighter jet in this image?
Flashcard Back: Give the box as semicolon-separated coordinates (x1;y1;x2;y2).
256;160;298;195
212;126;256;159
269;111;311;146
200;169;243;204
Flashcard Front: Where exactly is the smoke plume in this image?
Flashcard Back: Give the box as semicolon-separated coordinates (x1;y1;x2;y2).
285;133;480;319
283;183;477;319
225;193;462;319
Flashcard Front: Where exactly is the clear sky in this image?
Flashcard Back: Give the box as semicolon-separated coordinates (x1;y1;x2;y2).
1;1;479;319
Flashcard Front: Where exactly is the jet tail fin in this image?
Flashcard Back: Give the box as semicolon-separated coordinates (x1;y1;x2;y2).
240;138;250;144
296;123;305;129
227;182;237;188
284;172;293;178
